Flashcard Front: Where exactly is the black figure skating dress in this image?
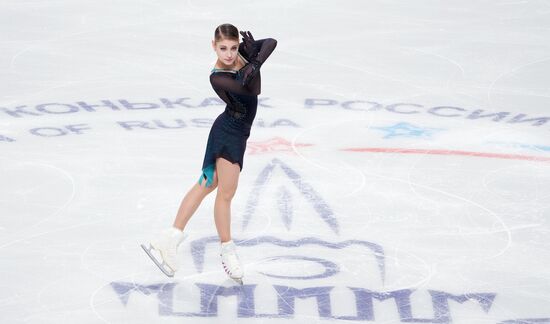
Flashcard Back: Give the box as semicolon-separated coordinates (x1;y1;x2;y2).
199;36;277;187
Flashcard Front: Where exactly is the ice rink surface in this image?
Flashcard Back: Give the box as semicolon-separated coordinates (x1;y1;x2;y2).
1;0;550;323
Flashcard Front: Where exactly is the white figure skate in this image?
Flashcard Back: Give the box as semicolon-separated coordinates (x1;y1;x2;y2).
141;227;185;277
220;240;244;285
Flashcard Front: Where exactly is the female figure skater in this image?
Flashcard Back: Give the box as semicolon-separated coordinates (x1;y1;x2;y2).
141;23;277;284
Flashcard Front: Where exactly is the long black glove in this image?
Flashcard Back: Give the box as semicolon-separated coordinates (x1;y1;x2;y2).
239;31;260;59
237;34;277;86
238;59;262;86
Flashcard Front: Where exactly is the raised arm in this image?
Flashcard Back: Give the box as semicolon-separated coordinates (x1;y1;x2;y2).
240;37;277;65
254;38;277;63
238;37;277;86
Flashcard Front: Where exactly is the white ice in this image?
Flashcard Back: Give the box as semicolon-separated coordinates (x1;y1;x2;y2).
1;0;550;323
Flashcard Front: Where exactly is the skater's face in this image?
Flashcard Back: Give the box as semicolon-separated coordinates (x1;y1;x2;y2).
212;38;239;67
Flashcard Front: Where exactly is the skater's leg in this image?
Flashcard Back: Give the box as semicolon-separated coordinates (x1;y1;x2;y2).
214;157;240;243
213;157;243;283
172;171;218;230
144;169;218;277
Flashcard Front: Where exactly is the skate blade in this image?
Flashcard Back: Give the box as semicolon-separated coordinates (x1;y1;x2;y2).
140;243;175;278
233;278;243;285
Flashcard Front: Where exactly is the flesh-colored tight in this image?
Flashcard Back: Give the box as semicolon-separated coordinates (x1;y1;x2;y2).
172;157;240;243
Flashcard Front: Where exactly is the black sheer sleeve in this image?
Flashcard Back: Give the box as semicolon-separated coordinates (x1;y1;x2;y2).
237;37;277;94
239;38;277;65
210;73;256;95
210;73;256;106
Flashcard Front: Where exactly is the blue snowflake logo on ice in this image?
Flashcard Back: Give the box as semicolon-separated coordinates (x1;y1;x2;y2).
372;122;444;139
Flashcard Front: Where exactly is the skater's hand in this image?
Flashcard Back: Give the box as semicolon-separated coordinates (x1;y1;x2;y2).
239;30;259;59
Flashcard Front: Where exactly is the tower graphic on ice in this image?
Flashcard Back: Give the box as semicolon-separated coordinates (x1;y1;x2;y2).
242;157;339;234
190;158;386;282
